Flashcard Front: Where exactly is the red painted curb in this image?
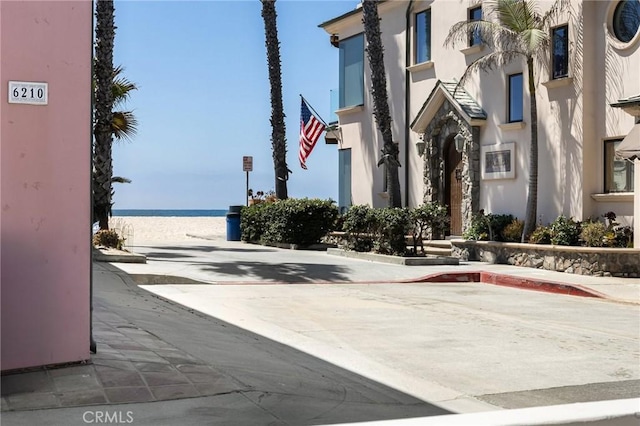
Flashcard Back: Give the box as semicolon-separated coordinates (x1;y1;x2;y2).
198;271;607;300
405;271;604;298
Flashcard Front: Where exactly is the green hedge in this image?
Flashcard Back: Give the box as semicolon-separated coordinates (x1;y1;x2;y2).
240;198;339;246
341;203;450;256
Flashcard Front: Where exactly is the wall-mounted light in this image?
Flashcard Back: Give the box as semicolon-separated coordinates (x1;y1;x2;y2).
454;133;466;153
416;137;426;156
330;34;339;47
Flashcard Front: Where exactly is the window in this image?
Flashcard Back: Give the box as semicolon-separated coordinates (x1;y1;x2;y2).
339;33;364;109
605;140;635;192
612;0;640;43
552;25;569;79
415;9;431;63
508;73;523;123
469;6;482;46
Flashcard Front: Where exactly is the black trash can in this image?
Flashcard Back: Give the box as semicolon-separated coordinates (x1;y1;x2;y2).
226;205;243;241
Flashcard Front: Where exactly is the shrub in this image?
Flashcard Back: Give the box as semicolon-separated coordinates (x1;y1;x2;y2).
529;225;551;244
93;229;125;250
371;208;412;256
549;215;580;246
244;198;338;246
490;214;515;241
580;221;607;247
240;203;268;242
342;205;376;251
409;202;449;253
502;219;524;242
463;211;514;241
603;211;634;248
464;210;490;240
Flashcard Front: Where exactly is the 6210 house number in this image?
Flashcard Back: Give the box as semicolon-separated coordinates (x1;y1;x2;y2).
8;81;48;105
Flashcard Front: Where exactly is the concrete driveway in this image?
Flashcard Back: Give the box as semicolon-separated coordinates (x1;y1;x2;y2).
121;240;640;413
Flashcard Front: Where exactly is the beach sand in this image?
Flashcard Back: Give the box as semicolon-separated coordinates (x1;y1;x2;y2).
109;216;227;246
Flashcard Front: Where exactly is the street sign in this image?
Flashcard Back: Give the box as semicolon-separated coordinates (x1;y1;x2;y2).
8;81;48;105
243;156;253;172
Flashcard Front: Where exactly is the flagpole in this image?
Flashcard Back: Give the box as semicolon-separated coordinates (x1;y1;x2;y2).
300;94;329;127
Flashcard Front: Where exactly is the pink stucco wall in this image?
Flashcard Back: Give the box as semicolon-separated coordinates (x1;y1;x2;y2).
1;0;92;371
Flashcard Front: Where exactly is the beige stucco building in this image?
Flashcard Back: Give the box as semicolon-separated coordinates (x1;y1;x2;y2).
321;0;639;240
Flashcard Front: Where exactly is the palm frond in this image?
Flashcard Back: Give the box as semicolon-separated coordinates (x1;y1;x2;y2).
520;28;549;55
112;176;132;184
112;111;138;141
457;49;525;87
112;65;137;106
444;19;510;50
541;0;571;27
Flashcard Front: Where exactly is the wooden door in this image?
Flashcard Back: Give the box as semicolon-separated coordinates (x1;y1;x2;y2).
445;141;463;236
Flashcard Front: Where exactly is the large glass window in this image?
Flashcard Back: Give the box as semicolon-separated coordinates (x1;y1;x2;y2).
415;9;431;63
508;73;523;123
612;0;640;43
605;140;635;192
469;6;482;46
552;25;569;79
339;33;364;109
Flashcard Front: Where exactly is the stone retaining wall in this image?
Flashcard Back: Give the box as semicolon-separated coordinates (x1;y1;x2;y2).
451;240;639;277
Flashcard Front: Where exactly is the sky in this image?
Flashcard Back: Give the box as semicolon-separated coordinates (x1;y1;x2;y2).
111;0;359;210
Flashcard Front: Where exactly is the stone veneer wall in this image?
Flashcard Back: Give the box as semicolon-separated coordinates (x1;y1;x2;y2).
452;241;640;277
421;100;480;235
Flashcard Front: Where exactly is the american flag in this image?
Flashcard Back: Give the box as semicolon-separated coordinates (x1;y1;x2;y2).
298;98;324;170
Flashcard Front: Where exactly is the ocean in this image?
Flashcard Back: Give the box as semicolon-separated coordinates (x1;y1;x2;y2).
112;209;228;217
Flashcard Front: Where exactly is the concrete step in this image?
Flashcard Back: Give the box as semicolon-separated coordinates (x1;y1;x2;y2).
422;239;452;248
421;247;453;257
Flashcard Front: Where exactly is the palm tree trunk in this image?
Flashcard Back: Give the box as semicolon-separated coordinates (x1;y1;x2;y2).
522;56;538;241
261;0;288;200
362;0;401;208
93;0;115;230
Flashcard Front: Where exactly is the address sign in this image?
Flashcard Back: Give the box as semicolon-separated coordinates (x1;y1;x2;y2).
8;81;48;105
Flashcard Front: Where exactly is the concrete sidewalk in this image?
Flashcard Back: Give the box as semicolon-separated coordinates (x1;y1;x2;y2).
115;238;640;305
2;239;639;426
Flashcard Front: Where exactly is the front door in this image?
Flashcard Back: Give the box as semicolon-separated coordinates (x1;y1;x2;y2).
444;141;463;236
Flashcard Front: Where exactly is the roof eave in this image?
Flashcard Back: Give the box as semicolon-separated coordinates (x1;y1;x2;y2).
411;82;486;134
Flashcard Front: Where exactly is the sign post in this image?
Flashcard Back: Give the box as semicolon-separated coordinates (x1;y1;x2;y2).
242;156;253;206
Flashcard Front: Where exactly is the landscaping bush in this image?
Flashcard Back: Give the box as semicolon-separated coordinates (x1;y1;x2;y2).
409;202;449;253
371;208;412;256
243;198;338;246
342;204;377;252
240;203;268;242
93;229;125;250
529;225;551;244
502;219;525;242
580;220;607;247
463;210;490;240
463;210;514;241
549;215;581;246
490;214;516;241
603;211;634;248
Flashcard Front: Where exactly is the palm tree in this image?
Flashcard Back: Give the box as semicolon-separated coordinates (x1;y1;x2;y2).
92;64;138;229
261;0;289;200
93;0;116;230
92;66;138;227
445;0;567;241
362;0;402;208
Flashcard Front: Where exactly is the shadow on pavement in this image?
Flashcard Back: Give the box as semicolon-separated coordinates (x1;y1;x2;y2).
198;261;351;283
96;262;452;425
